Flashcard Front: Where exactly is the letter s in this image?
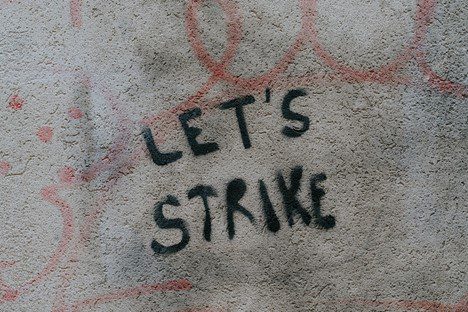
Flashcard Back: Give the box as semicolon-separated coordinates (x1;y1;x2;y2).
151;195;190;254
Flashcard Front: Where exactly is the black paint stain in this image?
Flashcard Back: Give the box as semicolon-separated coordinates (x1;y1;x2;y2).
310;174;336;229
259;179;280;233
220;95;255;149
265;88;271;103
151;195;190;254
282;89;310;137
179;108;219;156
187;185;218;242
277;166;312;227
142;127;182;166
226;178;255;239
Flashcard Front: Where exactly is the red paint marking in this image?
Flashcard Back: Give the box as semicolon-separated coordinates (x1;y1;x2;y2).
182;0;465;95
1;290;19;302
0;261;16;270
8;93;25;110
0;184;74;303
332;294;468;312
37;126;53;143
142;77;218;126
177;309;227;312
304;0;412;83
454;295;468;312
68;107;84;119
70;0;83;28
0;161;11;176
0;65;130;305
70;279;191;311
186;0;306;91
413;0;468;97
22;186;74;289
59;167;76;184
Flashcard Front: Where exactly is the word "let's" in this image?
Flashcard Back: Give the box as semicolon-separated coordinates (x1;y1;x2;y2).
142;89;310;165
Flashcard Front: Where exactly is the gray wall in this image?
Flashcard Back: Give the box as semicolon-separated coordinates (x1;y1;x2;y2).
0;0;467;311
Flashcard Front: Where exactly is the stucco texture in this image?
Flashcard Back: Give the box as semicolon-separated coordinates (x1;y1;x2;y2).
0;0;467;311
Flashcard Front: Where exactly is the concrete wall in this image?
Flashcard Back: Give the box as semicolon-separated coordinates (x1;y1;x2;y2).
0;0;467;311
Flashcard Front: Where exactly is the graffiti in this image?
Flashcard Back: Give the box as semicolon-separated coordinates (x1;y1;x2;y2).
219;95;256;149
281;89;309;138
151;166;335;254
0;0;465;96
0;0;466;310
184;0;467;97
142;127;183;166
144;88;335;254
143;89;311;166
151;195;191;255
0;65;136;308
0;161;11;176
68;107;84;120
7;92;25;111
70;0;83;28
187;185;218;242
0;0;463;97
67;279;192;312
332;294;468;312
179;108;220;156
36;125;54;143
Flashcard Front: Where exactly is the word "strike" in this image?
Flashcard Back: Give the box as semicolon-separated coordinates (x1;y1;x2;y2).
151;166;335;254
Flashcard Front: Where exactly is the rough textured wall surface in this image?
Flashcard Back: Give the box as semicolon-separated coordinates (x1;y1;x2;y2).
0;0;467;311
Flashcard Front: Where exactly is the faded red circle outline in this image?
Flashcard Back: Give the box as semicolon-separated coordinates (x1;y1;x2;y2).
186;0;307;91
413;0;467;96
186;0;242;79
304;0;413;83
186;0;467;95
0;66;131;303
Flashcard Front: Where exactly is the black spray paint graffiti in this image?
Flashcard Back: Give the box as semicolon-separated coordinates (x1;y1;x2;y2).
142;88;310;165
151;166;335;254
143;88;334;254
